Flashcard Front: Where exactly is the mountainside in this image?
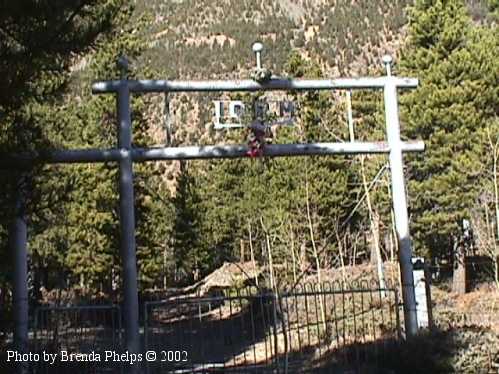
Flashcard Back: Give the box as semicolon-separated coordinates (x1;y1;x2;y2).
135;0;413;78
119;0;417;162
128;0;493;145
134;0;492;78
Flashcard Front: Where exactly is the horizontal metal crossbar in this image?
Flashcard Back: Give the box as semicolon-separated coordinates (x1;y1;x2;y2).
92;76;418;94
35;304;119;311
0;141;424;168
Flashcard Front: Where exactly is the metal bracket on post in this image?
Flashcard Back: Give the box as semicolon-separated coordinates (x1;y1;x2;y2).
382;55;419;338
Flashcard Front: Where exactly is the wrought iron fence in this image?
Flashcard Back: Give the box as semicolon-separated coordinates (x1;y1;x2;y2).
144;281;402;373
31;304;122;374
2;282;403;373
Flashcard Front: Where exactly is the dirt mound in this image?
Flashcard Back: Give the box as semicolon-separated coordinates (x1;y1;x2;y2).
184;261;262;296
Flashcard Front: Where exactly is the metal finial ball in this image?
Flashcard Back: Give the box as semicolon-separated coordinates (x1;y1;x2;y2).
117;56;129;71
382;55;393;65
252;42;264;53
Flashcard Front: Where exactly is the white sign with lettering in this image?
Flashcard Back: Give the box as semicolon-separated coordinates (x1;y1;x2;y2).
213;99;296;129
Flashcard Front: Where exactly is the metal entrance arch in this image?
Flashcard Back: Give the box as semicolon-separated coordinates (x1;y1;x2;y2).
5;52;424;374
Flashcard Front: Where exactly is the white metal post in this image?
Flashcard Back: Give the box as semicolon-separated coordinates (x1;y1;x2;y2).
383;59;419;337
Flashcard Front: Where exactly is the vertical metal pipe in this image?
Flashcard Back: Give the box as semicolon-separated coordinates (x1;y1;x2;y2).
117;79;141;368
346;90;355;142
163;93;172;146
11;174;29;374
383;79;418;338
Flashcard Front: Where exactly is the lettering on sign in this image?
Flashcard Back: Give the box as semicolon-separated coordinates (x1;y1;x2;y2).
213;99;296;128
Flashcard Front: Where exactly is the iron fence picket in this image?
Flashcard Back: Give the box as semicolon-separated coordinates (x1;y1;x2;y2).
32;304;122;374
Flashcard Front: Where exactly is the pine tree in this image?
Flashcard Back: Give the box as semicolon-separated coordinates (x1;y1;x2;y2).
172;161;209;284
0;0;129;292
0;2;172;293
399;0;499;259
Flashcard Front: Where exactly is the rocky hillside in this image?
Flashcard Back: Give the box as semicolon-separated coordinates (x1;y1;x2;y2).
135;0;413;78
134;0;493;76
124;0;494;185
128;1;414;151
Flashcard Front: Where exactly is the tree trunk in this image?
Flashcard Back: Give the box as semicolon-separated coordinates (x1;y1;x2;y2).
384;232;393;263
261;217;276;291
335;229;347;289
486;127;499;290
290;223;297;285
361;157;386;294
248;220;258;287
386;181;398;263
240;239;245;262
493;136;499;288
300;242;308;273
452;239;467;294
305;169;326;331
163;247;167;290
